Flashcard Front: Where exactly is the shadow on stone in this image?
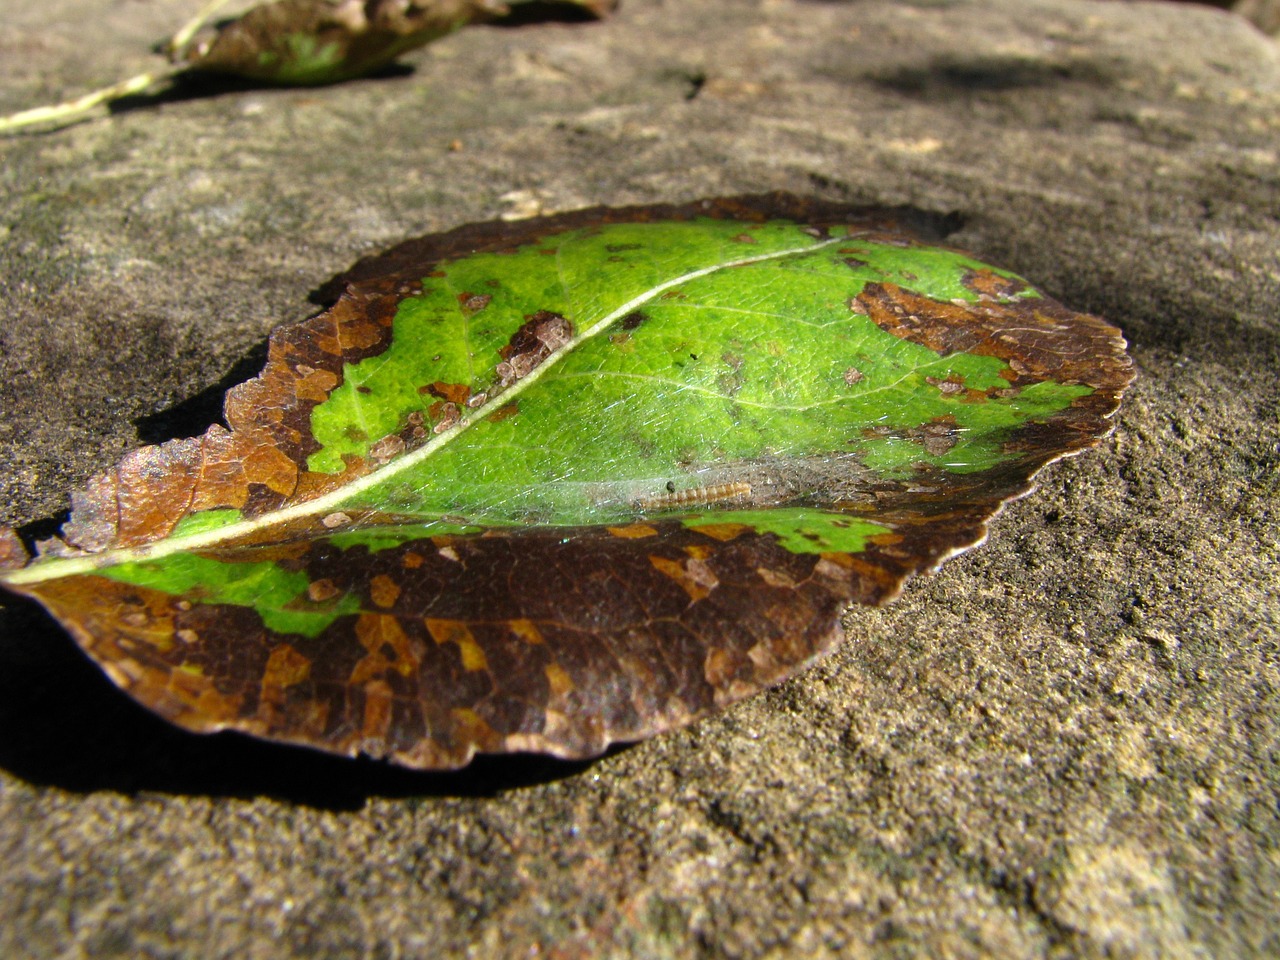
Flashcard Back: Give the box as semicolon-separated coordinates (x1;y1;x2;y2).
488;2;603;26
873;54;1120;99
0;597;611;808
135;338;271;445
106;65;416;118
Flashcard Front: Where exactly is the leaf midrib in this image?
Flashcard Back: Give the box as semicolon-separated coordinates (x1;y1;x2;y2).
5;233;849;586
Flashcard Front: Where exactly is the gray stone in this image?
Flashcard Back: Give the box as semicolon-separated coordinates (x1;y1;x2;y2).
0;0;1277;957
1228;0;1280;34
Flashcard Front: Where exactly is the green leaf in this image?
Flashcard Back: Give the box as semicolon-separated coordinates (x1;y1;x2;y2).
0;195;1133;769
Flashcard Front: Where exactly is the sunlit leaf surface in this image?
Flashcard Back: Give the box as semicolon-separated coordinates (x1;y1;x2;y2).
0;195;1133;769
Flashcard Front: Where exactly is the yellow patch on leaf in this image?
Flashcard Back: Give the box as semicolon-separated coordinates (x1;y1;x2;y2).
369;574;401;608
649;554;719;603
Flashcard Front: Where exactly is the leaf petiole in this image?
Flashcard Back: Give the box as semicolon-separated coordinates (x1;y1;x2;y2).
165;0;238;60
0;0;234;133
0;71;166;133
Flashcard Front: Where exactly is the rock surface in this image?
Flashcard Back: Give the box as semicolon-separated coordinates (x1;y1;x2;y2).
1;1;1277;957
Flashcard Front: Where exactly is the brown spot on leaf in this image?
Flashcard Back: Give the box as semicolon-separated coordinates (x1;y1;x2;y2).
256;643;317;730
926;374;966;395
691;522;751;542
757;567;798;589
425;619;488;672
495;312;574;388
427;381;471;404
704;647;735;688
608;524;659;539
649;554;720;603
963;267;1030;301
853;281;1131;391
369;435;406;463
401;410;428;443
361;679;394;749
910;417;961;457
353;614;417;683
431;402;461;435
457;292;492;314
262;644;311;696
843;366;865;385
307;578;341;603
508;619;544;645
293;365;340;402
451;707;498;747
369;574;402;609
545;662;575;698
718;352;746;395
487;402;520;423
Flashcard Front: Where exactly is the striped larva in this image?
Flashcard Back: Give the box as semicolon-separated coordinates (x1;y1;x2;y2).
634;481;752;511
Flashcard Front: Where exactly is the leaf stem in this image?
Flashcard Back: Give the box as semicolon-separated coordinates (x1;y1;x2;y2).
165;0;237;60
0;71;164;133
0;0;234;133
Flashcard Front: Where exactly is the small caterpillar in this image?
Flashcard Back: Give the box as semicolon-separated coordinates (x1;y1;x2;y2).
635;481;752;511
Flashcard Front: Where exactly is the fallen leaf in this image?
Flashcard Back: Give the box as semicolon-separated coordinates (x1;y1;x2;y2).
182;0;619;85
0;194;1133;769
0;0;618;130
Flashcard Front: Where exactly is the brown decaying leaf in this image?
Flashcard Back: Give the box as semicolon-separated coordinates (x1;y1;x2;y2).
183;0;619;85
0;195;1133;769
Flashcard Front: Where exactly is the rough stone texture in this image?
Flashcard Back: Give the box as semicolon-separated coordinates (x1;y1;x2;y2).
1205;0;1280;34
0;0;1277;957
